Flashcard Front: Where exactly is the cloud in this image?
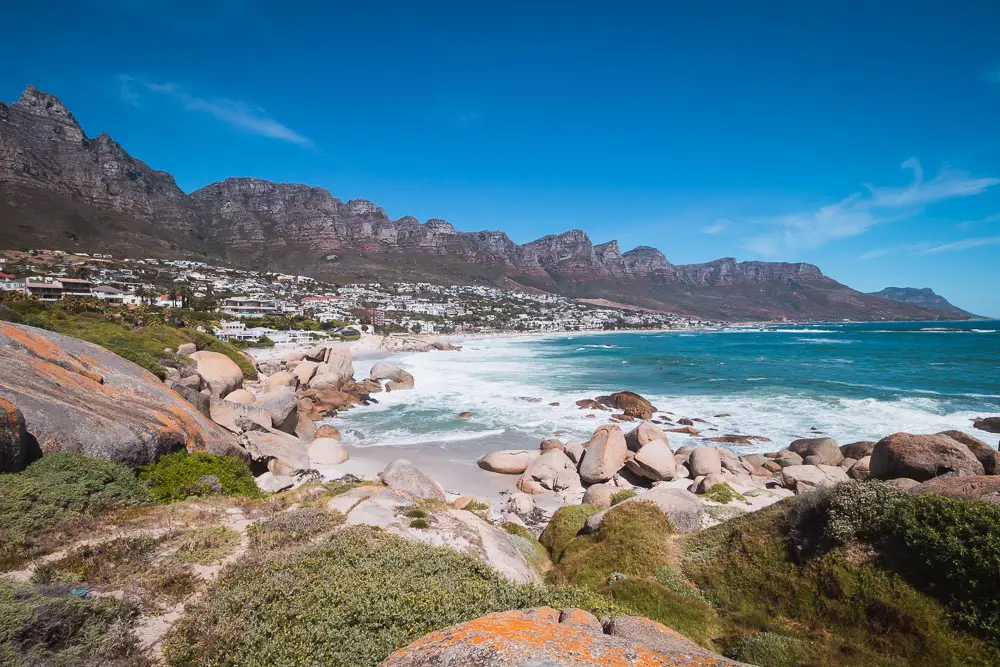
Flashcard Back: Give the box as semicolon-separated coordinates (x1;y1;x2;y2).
920;235;1000;254
701;222;727;235
956;213;1000;231
118;75;313;149
744;159;1000;257
857;241;934;261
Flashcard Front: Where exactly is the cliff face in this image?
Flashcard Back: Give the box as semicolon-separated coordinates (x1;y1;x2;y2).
0;85;968;321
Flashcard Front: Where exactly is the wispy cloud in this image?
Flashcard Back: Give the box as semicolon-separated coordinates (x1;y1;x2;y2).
744;159;1000;257
957;213;1000;231
920;235;1000;254
858;241;934;261
701;222;727;235
119;75;314;149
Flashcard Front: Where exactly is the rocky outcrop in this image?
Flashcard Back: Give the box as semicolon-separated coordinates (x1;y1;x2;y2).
870;433;985;482
0;397;32;472
0;322;240;466
909;475;1000;504
188;351;244;398
381;607;748;666
369;361;415;391
938;430;999;475
381;459;446;500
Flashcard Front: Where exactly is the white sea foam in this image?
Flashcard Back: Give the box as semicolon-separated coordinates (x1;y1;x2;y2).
792;337;855;344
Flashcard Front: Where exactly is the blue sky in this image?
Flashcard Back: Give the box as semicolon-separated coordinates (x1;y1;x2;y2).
2;1;999;316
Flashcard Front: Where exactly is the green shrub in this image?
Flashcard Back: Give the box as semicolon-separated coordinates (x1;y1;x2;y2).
0;582;147;667
502;522;534;540
0;454;150;570
726;632;809;667
139;452;260;503
33;536;160;586
550;501;675;589
409;518;429;529
704;483;750;505
610;489;637;505
247;508;345;551
889;494;1000;641
136;562;200;604
162;525;611;667
404;508;427;519
538;504;602;563
176;526;241;565
609;577;718;646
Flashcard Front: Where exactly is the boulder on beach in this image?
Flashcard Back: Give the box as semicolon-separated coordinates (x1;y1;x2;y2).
477;449;539;475
539;438;564;453
293;360;320;386
176;342;197;357
307;437;349;466
188;350;245;398
582;483;615;508
315;424;341;440
380;607;748;667
780;464;849;493
208;398;273;433
938;430;999;475
255;386;299;434
688;446;722;477
973;417;1000;434
224;389;255;404
265;370;297;392
789;437;844;466
0;397;31;473
870;432;984;481
243;429;310;475
624;421;666;452
597;391;656;419
579;425;628;484
625;439;676;481
564;440;585;464
841;440;876;460
848;456;872;481
369;361;415;391
519;449;580;493
381;458;446;500
0;322;240;466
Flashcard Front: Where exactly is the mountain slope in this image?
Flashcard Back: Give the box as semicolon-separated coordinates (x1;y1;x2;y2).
0;85;966;322
869;287;985;319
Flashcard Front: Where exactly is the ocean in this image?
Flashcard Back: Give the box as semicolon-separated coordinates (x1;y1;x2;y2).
337;321;1000;458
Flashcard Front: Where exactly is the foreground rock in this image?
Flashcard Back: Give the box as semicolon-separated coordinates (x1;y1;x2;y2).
870;432;985;481
0;397;31;472
0;322;240;466
909;475;1000;503
243;429;310;475
780;464;849;493
328;485;539;584
579;425;628;484
188;350;245;398
381;459;446;500
381;607;748;666
789;437;844;466
938;430;999;475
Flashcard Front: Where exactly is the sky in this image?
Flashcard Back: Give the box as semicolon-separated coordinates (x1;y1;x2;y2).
2;1;1000;316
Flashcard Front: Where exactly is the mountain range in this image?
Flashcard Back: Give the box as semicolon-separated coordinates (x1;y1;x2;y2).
0;85;973;321
868;287;984;320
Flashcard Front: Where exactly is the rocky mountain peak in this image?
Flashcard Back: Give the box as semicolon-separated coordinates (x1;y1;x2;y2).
346;198;387;219
425;218;457;234
15;85;78;124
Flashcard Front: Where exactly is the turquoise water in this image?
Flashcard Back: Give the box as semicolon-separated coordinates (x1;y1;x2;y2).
339;321;1000;456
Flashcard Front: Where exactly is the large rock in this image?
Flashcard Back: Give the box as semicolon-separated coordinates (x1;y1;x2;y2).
307;437;349;465
208;398;272;433
598;391;656;419
585;486;704;533
789;437;844;466
369;360;415;391
264;370;297;392
938;430;999;475
848;456;872;481
381;459;446;500
579;425;628;484
477;449;539;475
292;360;320;386
255;386;299;434
381;607;748;666
870;432;984;482
840;441;876;460
519;449;580;493
243;429;310;474
780;464;849;493
625;439;676;481
973;417;1000;434
0;322;239;466
0;397;31;473
325;346;354;379
329;486;540;584
223;389;255;404
176;342;197;357
188;350;244;398
624;421;666;452
688;446;722;477
909;475;1000;504
582;483;615;508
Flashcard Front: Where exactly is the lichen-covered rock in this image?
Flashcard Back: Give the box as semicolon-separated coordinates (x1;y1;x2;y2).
0;322;239;466
870;432;984;481
380;607;748;666
0;397;31;472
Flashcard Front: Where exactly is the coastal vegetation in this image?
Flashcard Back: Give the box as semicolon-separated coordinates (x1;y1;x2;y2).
0;293;256;380
138;451;260;503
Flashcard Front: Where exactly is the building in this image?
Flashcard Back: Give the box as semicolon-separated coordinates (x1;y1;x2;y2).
220;296;281;318
91;285;141;306
0;273;24;292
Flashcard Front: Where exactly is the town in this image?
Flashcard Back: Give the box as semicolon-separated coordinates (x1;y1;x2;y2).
0;249;712;343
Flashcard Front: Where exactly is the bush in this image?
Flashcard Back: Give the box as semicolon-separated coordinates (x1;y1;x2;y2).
162;525;611;667
889;494;1000;641
550;501;675;589
610;489;637;505
176;526;241;565
703;483;750;505
0;581;147;667
33;536;160;586
726;632;809;667
538;504;602;563
139;452;260;503
0;454;150;570
247;508;344;551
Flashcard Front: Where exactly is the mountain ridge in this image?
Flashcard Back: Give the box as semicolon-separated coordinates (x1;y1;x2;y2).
868;287;986;319
0;85;966;321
